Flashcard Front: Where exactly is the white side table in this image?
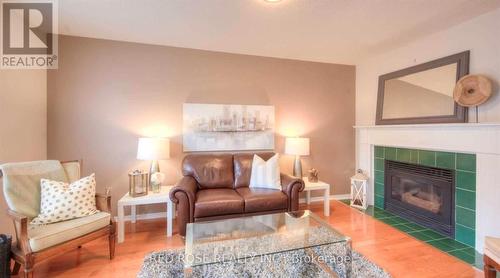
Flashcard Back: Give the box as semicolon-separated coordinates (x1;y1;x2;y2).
117;185;174;243
303;177;331;216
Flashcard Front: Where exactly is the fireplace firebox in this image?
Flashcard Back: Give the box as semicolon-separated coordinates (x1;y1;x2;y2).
384;160;455;237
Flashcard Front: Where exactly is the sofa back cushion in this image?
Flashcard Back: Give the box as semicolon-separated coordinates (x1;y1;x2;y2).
233;152;275;188
182;154;234;189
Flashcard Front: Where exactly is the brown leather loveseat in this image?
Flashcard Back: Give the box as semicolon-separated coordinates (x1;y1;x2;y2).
169;152;305;236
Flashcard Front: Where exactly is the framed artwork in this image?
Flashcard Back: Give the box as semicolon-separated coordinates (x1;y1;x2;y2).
183;103;275;152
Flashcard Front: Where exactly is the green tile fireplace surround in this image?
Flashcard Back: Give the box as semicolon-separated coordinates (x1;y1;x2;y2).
374;146;476;247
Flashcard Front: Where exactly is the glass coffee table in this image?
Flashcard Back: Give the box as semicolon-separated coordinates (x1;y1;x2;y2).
184;210;352;277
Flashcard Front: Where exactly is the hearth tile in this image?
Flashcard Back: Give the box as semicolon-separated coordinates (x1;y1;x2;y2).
391;216;411;225
395;224;414;233
375;170;384;184
380;217;403;225
456;246;476;254
375;146;385;158
375;195;384;209
448;249;476;264
379;216;411;226
436;238;470;250
373;209;394;219
409;230;434;241
436;152;455;169
427;240;457;252
364;206;375;215
456;206;475;229
456;153;476;172
375;158;385;171
456;224;475;247
420;230;447;240
385;147;397;160
456;171;476;191
456;189;475;210
396;148;411;163
403;223;427;232
409;150;418;163
375;182;384;196
359;205;480;267
418;150;436;167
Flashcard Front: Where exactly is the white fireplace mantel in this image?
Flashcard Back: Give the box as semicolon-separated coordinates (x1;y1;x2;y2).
354;122;500;252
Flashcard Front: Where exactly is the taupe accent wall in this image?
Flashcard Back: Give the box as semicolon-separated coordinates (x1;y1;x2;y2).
0;69;47;235
47;35;355;216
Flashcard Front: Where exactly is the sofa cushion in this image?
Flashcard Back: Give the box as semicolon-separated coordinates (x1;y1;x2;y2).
233;152;275;188
28;211;110;252
236;187;287;213
195;189;244;218
183;154;234;189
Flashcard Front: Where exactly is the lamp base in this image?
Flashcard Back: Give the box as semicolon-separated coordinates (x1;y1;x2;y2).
150;160;161;193
293;155;303;178
150;160;160;175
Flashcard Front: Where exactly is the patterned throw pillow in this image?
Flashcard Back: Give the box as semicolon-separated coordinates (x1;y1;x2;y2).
31;174;99;225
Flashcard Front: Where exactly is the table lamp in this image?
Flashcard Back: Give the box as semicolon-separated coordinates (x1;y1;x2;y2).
137;137;170;186
285;137;310;178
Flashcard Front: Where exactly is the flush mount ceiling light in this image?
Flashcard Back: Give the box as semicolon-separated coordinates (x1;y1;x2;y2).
264;0;282;3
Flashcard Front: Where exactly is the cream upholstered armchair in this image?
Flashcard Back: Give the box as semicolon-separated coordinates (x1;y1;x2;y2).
0;160;115;278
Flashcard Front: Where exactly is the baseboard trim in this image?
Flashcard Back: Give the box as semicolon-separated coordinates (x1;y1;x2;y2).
114;194;351;222
299;194;350;204
114;212;167;222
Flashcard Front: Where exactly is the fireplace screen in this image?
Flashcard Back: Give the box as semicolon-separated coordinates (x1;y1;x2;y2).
385;160;454;236
390;176;443;214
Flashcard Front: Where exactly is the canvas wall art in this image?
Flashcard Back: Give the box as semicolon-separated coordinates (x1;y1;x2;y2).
183;103;275;152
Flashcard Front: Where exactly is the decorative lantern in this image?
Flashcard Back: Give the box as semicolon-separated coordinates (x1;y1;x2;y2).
350;169;369;210
128;170;150;197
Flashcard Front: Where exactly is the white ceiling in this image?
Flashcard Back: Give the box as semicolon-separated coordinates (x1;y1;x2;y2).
58;0;500;65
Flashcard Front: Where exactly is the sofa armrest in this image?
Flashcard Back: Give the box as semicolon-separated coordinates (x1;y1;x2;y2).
7;209;32;255
280;173;305;211
281;173;305;194
95;193;112;213
170;176;197;204
170;176;198;236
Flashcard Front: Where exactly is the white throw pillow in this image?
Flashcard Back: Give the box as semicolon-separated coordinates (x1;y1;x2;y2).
31;174;99;225
249;154;281;190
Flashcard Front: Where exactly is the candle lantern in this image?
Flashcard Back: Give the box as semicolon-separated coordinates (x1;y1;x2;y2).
128;170;149;197
350;169;368;210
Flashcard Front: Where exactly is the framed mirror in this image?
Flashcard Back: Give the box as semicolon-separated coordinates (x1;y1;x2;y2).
376;51;469;125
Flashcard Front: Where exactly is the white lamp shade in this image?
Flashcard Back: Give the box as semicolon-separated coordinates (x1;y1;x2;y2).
285;137;310;156
137;137;170;160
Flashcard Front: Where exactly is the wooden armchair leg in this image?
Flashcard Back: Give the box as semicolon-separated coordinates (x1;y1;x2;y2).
24;255;35;278
23;270;34;278
12;260;21;275
109;222;116;260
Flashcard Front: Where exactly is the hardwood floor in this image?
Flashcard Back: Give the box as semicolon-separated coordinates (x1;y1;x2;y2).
14;200;482;277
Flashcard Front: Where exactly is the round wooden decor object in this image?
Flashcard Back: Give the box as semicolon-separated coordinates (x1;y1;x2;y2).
453;74;492;107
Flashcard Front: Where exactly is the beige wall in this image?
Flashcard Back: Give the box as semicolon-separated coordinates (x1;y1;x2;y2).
0;70;47;235
356;8;500;126
47;35;355;216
